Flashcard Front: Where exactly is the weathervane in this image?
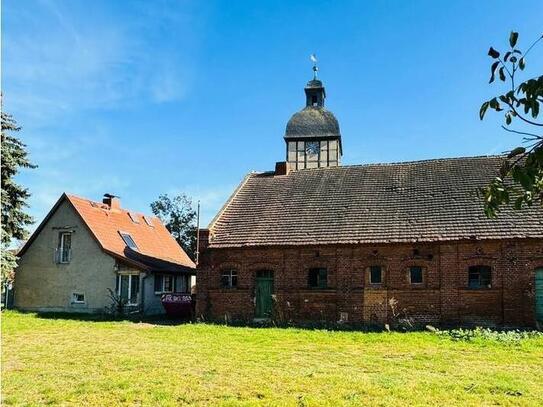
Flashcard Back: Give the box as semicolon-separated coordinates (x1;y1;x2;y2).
310;54;318;79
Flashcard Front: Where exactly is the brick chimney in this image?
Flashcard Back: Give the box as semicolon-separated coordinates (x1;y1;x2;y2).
103;193;121;211
275;161;290;176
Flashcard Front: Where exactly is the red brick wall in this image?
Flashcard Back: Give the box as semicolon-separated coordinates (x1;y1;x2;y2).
195;239;543;327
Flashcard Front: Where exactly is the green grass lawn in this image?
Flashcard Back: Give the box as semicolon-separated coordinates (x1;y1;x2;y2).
2;311;542;406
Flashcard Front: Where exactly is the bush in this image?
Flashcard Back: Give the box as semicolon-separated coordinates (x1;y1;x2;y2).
435;327;542;343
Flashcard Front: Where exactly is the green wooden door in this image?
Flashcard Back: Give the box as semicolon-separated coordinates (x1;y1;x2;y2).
255;271;274;319
536;268;543;324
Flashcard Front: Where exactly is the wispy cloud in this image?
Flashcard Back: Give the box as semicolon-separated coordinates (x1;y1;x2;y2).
3;0;205;226
3;0;200;125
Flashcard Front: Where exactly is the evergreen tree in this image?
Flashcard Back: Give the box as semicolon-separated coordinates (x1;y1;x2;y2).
1;110;36;284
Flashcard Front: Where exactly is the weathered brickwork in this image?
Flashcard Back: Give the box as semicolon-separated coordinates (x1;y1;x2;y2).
196;238;543;327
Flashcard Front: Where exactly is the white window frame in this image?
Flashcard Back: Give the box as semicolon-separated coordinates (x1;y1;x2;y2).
117;274;140;306
154;274;174;294
119;231;139;251
71;292;85;304
59;232;72;264
220;269;238;289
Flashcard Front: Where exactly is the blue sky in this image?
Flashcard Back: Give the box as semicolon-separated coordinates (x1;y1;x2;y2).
3;0;543;229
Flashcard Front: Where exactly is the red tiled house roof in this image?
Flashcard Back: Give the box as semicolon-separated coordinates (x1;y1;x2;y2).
20;193;195;272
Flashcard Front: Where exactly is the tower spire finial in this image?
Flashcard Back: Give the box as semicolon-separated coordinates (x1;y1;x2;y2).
310;54;318;80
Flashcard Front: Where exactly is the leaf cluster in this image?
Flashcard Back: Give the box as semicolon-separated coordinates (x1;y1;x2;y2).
479;32;542;217
150;193;197;259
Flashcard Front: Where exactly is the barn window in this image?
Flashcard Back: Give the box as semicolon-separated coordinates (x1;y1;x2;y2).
308;268;327;289
409;266;423;284
369;266;383;284
468;266;492;289
220;269;238;289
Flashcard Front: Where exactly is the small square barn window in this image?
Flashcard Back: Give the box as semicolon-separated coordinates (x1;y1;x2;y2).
119;232;138;251
369;266;382;284
308;268;327;289
468;266;492;289
409;266;423;284
220;270;238;288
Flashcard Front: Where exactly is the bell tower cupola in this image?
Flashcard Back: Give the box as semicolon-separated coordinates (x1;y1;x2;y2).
284;55;342;171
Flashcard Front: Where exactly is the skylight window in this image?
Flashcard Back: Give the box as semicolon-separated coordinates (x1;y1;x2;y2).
143;215;154;227
128;211;140;223
119;232;138;251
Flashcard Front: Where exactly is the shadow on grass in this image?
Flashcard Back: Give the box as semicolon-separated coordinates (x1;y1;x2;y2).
15;310;541;333
26;310;385;331
29;310;189;326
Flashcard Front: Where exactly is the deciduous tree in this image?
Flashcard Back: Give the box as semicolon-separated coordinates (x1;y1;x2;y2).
150;194;196;260
479;31;542;217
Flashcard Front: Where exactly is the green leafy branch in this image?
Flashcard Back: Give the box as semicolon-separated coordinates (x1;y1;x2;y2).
478;31;543;217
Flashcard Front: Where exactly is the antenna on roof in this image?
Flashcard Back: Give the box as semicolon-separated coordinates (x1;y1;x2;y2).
310;54;318;80
195;200;201;266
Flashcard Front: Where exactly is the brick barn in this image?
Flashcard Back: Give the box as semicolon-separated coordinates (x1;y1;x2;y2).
196;71;543;327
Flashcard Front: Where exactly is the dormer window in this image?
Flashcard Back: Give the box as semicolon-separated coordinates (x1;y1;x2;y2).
143;215;154;227
128;211;140;223
119;232;138;250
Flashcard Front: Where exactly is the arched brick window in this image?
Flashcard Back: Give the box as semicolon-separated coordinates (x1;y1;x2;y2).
220;269;238;289
409;266;424;284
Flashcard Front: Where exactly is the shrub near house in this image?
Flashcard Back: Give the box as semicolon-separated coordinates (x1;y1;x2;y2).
14;193;195;315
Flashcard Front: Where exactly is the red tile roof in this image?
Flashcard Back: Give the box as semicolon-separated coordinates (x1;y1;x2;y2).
66;195;195;269
20;193;195;271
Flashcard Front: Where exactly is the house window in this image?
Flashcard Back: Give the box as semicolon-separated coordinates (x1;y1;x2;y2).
409;266;423;284
175;275;189;293
468;266;492;289
311;95;318;106
220;269;238;288
116;274;139;305
308;268;327;289
71;293;85;304
119;232;138;251
369;265;383;284
154;274;175;294
57;232;72;263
